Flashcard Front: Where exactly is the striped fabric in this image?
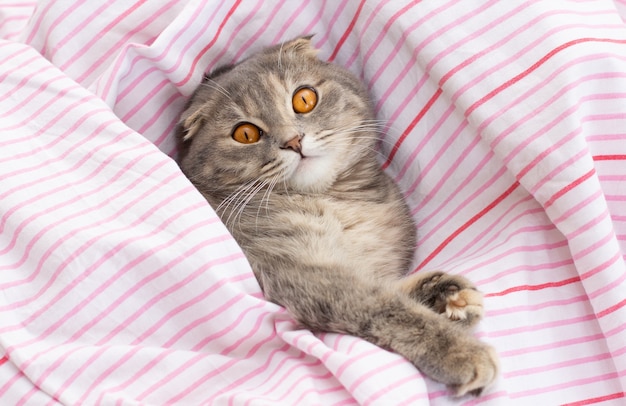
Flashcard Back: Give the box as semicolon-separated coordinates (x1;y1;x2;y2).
1;0;625;404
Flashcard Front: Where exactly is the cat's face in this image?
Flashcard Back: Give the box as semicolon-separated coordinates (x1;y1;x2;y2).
178;37;377;194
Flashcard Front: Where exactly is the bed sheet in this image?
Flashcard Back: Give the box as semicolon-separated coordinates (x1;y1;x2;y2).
1;1;626;405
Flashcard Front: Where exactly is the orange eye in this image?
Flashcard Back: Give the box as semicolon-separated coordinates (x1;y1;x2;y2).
232;123;262;144
292;87;318;114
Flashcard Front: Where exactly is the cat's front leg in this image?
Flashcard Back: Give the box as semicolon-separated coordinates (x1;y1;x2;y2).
260;266;498;397
400;271;484;328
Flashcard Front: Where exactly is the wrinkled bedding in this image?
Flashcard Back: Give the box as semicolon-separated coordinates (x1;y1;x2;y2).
1;1;625;404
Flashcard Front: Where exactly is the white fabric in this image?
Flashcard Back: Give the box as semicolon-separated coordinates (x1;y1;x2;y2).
1;1;625;404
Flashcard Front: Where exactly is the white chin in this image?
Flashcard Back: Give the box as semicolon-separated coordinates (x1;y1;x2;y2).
288;156;336;193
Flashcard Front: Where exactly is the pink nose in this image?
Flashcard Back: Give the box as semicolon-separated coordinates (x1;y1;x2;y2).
282;135;302;154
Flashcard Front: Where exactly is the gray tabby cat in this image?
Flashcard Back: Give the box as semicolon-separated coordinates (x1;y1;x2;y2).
177;37;498;397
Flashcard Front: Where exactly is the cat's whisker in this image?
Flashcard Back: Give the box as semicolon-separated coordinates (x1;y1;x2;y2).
322;143;384;158
234;179;271;230
256;175;280;229
221;181;257;228
217;179;258;214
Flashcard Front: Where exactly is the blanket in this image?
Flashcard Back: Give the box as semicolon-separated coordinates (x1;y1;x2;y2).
1;1;625;404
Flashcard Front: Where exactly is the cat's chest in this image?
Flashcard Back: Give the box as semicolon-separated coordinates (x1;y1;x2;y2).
256;195;414;277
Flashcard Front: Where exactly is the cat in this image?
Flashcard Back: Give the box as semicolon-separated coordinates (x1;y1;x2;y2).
176;37;498;397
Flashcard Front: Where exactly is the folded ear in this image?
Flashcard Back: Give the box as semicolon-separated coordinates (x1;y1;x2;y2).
179;106;205;142
282;35;319;58
179;64;236;142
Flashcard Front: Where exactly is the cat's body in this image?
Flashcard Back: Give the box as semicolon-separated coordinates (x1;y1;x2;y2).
177;37;498;397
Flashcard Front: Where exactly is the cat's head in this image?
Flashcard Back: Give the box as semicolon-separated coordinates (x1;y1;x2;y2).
178;37;377;195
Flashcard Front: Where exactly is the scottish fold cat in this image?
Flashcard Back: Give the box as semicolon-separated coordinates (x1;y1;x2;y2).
177;37;498;396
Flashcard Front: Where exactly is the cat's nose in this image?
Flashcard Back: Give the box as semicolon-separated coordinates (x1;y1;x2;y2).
281;135;302;154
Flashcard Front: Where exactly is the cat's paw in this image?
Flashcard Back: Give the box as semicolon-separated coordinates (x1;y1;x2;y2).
445;343;499;397
403;271;484;328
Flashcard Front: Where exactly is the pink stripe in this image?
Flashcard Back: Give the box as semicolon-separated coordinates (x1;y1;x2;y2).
0;126;135;260
490;313;596;338
173;0;244;88
91;350;175;404
205;342;292;403
530;147;590;196
236;358;329;405
46;2;125;64
130;280;248;347
567;209;611;241
0;64;57;107
475;257;574;287
500;333;605;357
57;0;147;74
0;165;177;314
91;246;245;348
552;188;604;224
588;268;626;300
308;0;349;50
243;353;320;404
580;251;623;281
0;133;146;272
58;270;251;402
170;338;284;404
374;0;498;110
474;38;623;141
73;346;147;405
395;105;456;181
70;222;225;345
121;79;169;122
131;352;211;402
428;2;533;77
499;76;626;169
202;0;264;73
488;295;590;319
269;0;311;46
509;372;620;399
152;111;180;150
0;89;93;144
335;348;380;379
403;119;471;197
437;203;544;273
410;146;493;221
347;358;407;393
7;206;212;383
48;345;117;403
363;374;420;406
38;0;89;57
344;0;394;69
165;296;259;347
190;301;268;351
365;0;449;87
69;270;251;403
0;112;115;188
414;166;508;244
96;304;271;402
219;307;274;356
234;0;291;61
0;178;195;342
23;1;55;44
360;0;416;66
72;0;178;85
258;368;335;406
377;72;428;123
137;91;182;134
105;0;223;102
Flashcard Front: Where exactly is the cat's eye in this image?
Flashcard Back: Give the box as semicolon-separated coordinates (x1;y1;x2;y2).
292;86;318;114
232;123;262;144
